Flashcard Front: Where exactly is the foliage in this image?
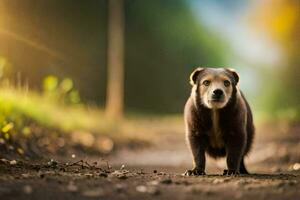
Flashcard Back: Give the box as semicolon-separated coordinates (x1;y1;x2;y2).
43;75;80;105
0;84;152;158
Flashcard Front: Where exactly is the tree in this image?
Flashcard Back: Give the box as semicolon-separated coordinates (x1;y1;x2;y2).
105;0;125;119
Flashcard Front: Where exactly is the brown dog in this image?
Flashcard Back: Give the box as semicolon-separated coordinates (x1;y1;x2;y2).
184;67;254;175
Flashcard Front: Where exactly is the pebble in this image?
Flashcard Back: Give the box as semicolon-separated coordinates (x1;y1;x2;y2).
9;160;17;165
147;180;159;186
136;185;160;195
99;172;108;177
23;185;32;194
0;158;9;163
39;173;45;179
118;175;128;180
160;178;172;184
85;173;93;178
212;179;224;184
136;185;147;193
21;173;30;178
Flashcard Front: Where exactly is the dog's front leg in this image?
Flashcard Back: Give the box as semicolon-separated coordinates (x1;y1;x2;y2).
224;131;246;175
184;133;207;176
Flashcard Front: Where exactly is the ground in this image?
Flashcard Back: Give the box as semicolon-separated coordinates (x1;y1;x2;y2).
0;121;299;200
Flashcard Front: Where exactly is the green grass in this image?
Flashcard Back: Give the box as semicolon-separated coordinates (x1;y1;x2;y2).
0;86;183;150
0;87;105;132
0;86;144;150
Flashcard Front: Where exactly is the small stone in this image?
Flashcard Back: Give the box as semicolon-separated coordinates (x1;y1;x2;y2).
292;163;300;171
17;148;24;155
118;174;128;180
112;170;129;175
23;185;32;194
9;160;17;165
21;174;30;178
174;180;189;185
85;173;93;178
47;159;58;167
99;172;108;177
111;170;129;179
136;185;147;193
147;180;159;186
0;158;9;163
160;178;172;184
212;179;224;184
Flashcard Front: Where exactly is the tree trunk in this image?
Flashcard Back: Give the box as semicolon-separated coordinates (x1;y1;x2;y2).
105;0;124;119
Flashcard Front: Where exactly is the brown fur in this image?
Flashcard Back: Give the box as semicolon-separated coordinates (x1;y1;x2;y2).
184;68;255;175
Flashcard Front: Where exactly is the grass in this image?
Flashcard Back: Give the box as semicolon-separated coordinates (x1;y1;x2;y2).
0;86;136;154
0;86;107;132
0;86;185;153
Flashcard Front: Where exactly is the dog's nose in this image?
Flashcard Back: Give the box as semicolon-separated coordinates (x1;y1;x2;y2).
213;89;223;97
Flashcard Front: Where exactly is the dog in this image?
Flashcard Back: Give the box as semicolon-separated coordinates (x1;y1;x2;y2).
184;67;254;175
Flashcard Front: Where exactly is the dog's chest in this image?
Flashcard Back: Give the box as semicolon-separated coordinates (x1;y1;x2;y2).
208;111;224;148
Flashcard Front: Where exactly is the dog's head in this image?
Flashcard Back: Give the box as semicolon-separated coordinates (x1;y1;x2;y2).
190;67;239;109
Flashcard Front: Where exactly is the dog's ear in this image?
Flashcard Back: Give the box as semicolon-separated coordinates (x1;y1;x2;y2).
226;68;239;85
190;67;205;86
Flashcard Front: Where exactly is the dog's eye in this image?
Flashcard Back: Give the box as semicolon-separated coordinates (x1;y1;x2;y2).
224;80;230;87
203;80;210;86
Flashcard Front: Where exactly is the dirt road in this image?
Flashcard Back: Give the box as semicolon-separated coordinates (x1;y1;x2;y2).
0;160;299;200
0;124;299;200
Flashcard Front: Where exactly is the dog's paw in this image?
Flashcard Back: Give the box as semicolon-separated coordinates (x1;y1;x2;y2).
183;168;206;176
223;169;240;176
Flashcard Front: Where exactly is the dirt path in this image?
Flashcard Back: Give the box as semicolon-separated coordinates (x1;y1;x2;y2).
0;124;300;200
0;160;299;200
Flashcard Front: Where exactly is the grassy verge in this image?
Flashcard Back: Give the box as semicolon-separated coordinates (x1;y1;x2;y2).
0;86;158;158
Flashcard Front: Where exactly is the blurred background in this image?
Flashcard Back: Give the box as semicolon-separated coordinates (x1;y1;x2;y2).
0;0;299;163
